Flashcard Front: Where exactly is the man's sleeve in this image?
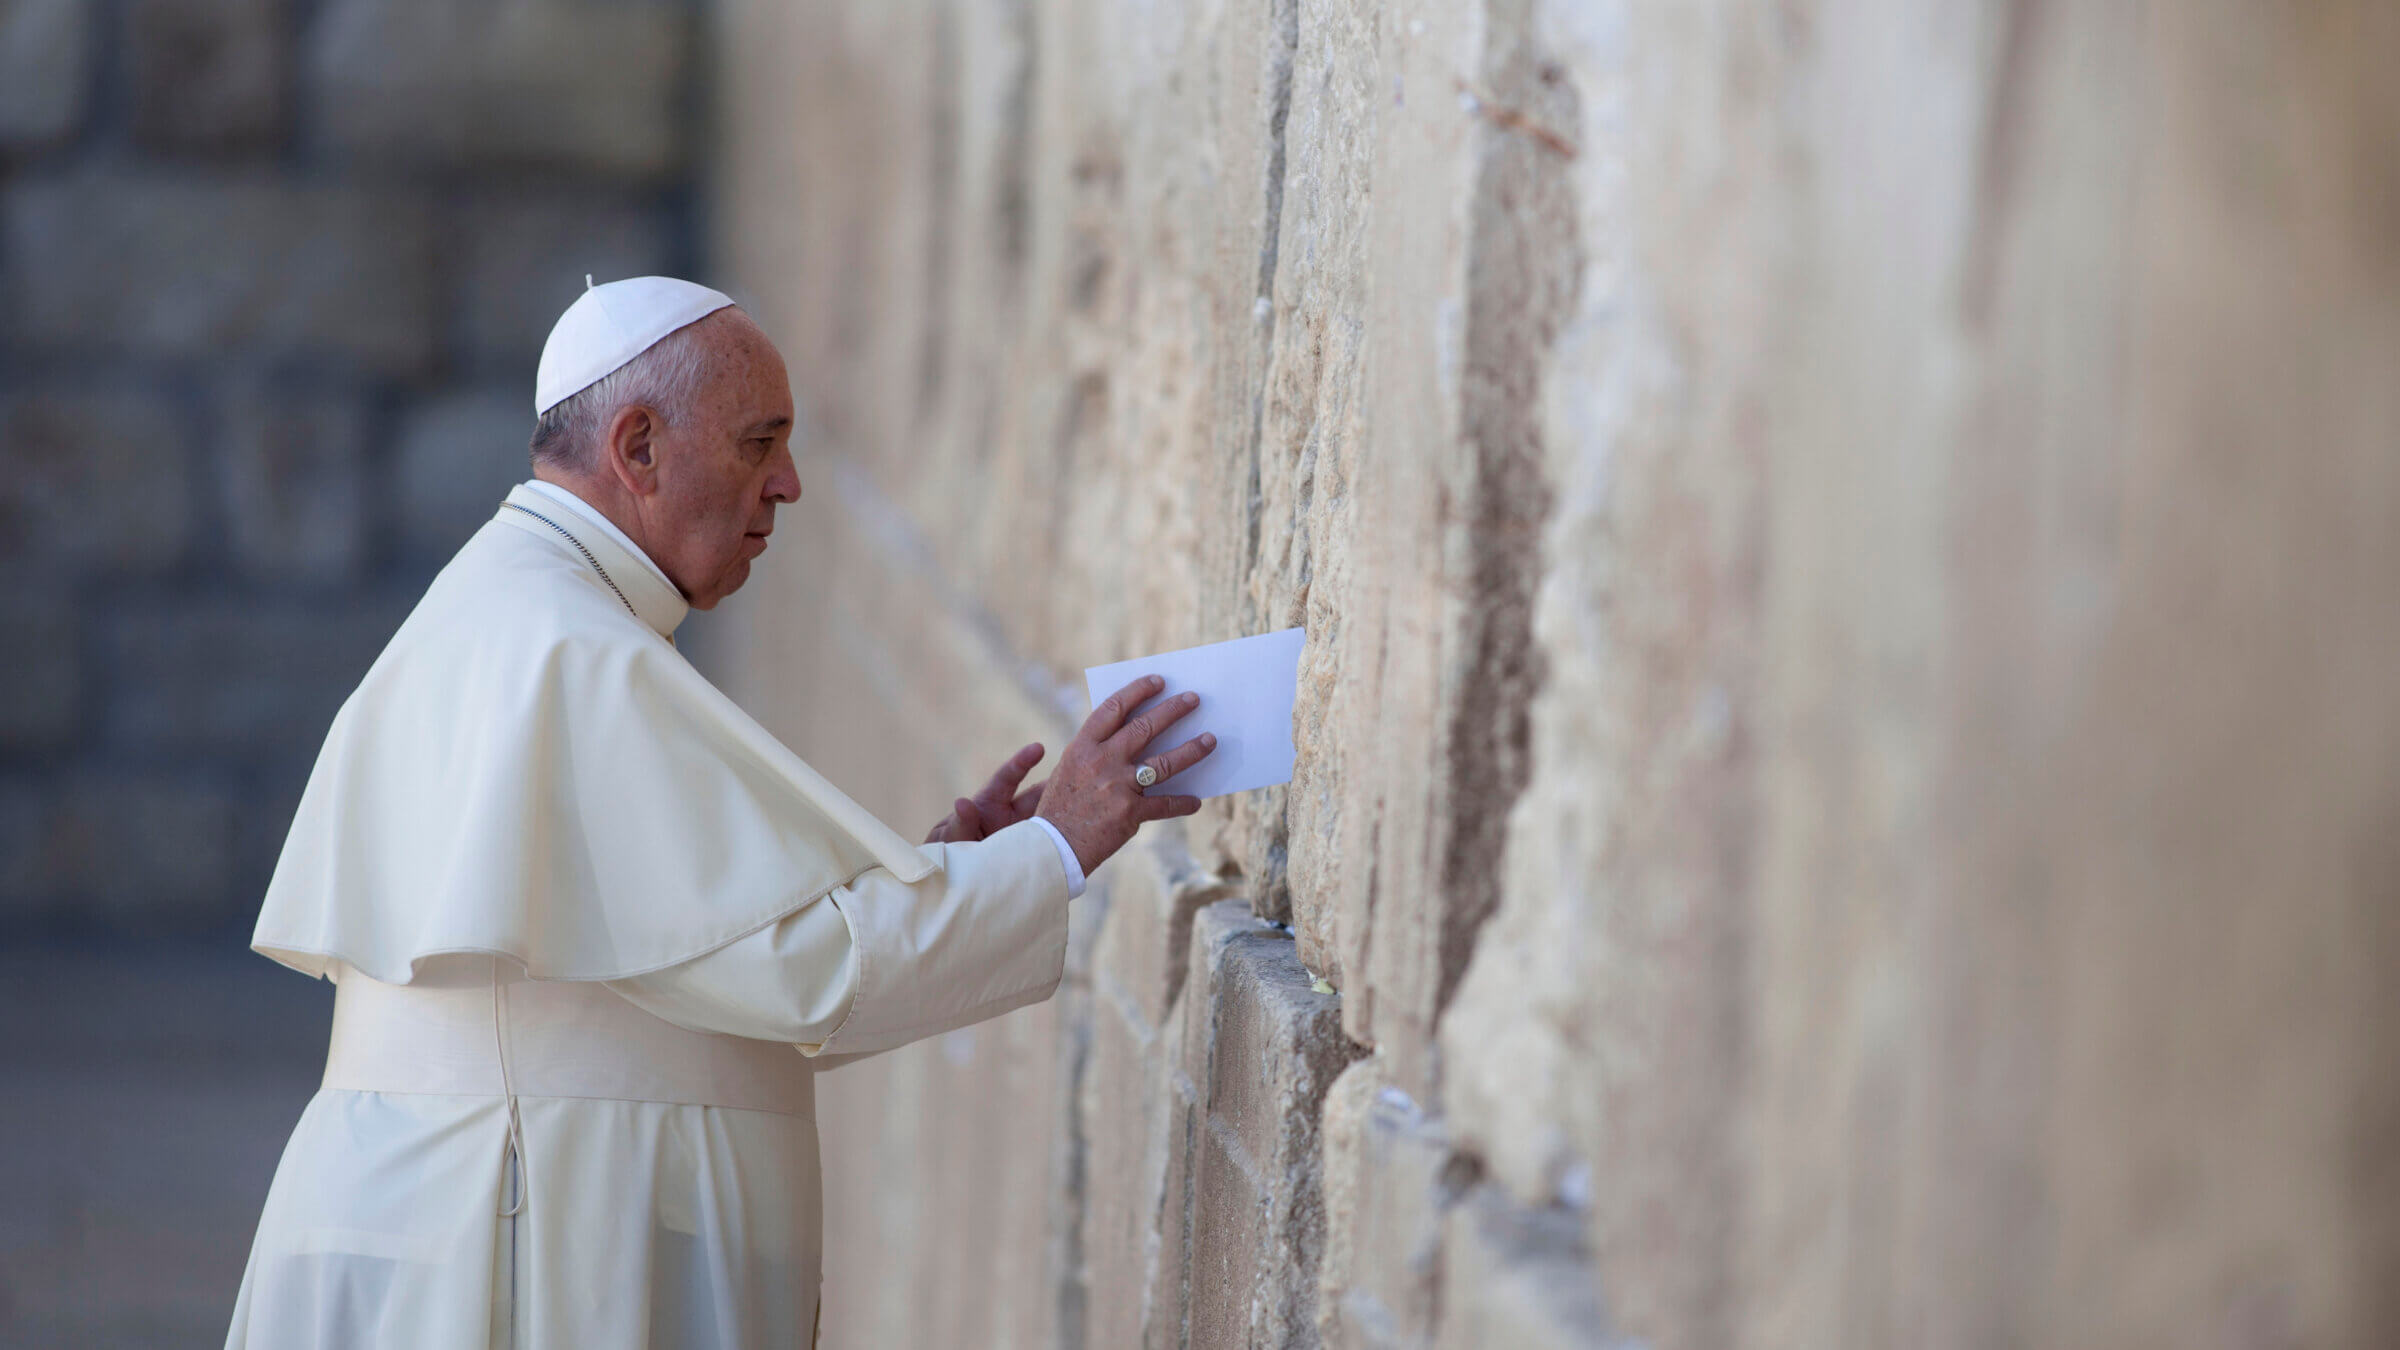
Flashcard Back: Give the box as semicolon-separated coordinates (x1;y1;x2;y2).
1029;816;1088;898
607;818;1073;1056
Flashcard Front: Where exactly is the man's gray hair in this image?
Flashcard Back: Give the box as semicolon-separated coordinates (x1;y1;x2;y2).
529;318;719;470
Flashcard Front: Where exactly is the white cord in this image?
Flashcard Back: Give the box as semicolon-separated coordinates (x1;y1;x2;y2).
494;958;532;1218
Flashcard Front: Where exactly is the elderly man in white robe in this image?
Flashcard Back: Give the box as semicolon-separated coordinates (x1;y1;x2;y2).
223;277;1214;1349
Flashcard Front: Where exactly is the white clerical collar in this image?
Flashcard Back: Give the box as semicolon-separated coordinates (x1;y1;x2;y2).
504;481;690;639
518;479;680;593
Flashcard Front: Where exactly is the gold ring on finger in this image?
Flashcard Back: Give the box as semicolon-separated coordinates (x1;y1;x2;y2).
1134;764;1160;789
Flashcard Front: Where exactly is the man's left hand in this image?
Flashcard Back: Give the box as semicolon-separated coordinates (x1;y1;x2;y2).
926;742;1049;843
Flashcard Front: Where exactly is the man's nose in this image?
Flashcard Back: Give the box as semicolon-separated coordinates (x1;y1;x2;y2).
765;445;802;503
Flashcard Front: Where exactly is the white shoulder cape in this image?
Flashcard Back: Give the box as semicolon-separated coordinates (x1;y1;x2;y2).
253;489;937;983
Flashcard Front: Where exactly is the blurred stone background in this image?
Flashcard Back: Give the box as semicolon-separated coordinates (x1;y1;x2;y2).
0;0;701;1343
5;0;2400;1348
0;0;698;940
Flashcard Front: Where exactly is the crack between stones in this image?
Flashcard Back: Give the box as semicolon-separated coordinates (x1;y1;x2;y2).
1238;0;1301;587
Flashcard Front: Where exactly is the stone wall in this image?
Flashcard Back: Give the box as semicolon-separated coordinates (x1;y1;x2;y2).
0;0;701;937
708;2;2400;1348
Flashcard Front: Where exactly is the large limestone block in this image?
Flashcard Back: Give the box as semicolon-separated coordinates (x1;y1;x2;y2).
217;383;368;580
1079;838;1248;1350
0;382;191;573
1440;0;1773;1341
0;771;240;929
1180;900;1358;1348
1436;1;2400;1347
1080;883;1215;1350
1257;0;1377;940
3;171;437;372
456;196;673;370
1150;1056;1205;1350
126;0;287;152
1079;954;1171;1350
1293;0;1489;1068
1290;0;1583;1106
1189;1115;1279;1350
1316;1058;1468;1350
0;0;93;148
305;0;691;177
1433;1187;1613;1350
104;598;411;757
1091;834;1240;1031
392;387;533;561
814;1001;1067;1350
0;595;78;752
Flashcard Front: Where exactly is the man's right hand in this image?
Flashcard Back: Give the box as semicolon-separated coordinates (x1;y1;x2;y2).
1036;675;1216;875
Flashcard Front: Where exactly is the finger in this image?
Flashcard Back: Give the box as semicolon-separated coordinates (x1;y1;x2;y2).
1137;793;1204;821
952;797;986;840
1010;778;1047;818
978;742;1045;805
974;735;1041;807
1136;732;1215;787
1079;675;1165;745
1108;690;1200;756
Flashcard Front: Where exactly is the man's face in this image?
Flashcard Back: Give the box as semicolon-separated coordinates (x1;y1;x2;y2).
640;312;801;609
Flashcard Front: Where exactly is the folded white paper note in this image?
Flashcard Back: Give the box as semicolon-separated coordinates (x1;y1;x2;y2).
1083;627;1305;799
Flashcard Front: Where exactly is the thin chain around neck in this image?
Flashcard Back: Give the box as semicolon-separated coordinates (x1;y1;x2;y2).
499;501;638;619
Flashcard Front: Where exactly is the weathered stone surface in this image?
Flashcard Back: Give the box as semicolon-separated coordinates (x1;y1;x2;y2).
3;171;437;372
1317;1058;1468;1350
125;0;287;152
1080;903;1188;1350
1438;3;1762;1341
305;0;691;178
1433;1187;1612;1350
1177;899;1356;1348
216;383;367;580
457;196;673;370
1261;0;1377;969
814;1000;1070;1350
1091;831;1240;1032
0;595;79;752
393;387;531;560
0;0;93;149
1206;926;1352;1192
105;599;409;757
711;1;2400;1347
1189;1119;1277;1350
0;382;191;573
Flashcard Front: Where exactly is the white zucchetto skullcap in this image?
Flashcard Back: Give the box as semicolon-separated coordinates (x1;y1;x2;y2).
535;275;738;416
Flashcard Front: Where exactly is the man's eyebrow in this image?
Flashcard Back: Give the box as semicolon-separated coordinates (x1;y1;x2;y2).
745;414;793;436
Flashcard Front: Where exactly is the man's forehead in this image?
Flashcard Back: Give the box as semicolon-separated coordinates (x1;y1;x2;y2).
697;314;792;406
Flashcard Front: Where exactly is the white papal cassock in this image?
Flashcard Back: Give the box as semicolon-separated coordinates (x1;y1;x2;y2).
226;482;1075;1349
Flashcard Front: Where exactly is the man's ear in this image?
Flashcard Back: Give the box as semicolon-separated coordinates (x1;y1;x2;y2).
604;404;662;497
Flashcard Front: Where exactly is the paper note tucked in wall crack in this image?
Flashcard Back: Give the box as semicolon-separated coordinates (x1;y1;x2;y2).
1084;628;1305;799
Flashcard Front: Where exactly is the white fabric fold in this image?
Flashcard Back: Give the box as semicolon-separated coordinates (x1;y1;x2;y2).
252;485;937;984
609;819;1071;1055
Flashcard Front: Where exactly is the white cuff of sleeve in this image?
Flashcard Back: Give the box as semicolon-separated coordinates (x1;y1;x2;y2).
1028;817;1087;899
